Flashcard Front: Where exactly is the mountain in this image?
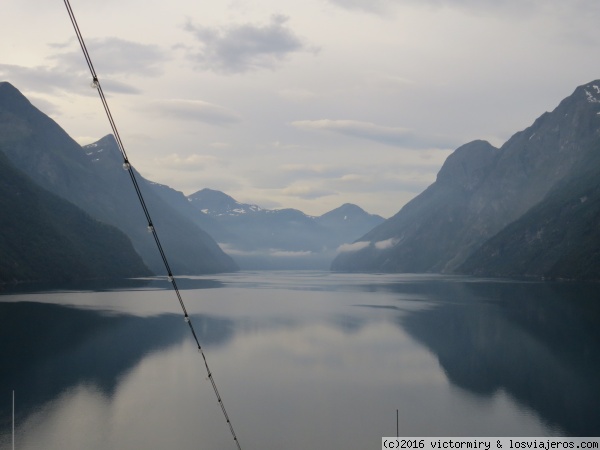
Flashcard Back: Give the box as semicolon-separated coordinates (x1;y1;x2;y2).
331;140;500;272
457;140;600;280
331;80;600;279
178;188;385;269
0;148;151;283
81;135;239;274
0;82;237;275
188;188;263;216
122;170;385;270
315;203;387;244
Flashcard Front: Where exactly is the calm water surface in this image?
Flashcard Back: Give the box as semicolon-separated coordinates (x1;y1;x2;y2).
0;272;599;449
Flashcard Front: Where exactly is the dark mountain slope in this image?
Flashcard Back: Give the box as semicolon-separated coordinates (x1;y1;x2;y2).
331;140;498;272
458;139;600;280
0;82;237;274
82;135;238;274
0;149;151;283
332;80;600;275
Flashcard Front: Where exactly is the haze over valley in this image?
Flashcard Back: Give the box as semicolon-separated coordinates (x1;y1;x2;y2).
1;80;599;281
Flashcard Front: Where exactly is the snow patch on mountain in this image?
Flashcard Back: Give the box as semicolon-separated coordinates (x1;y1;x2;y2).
584;89;599;103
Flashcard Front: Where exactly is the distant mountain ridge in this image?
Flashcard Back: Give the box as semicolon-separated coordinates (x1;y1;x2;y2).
187;188;263;216
0;81;237;276
7;79;597;280
0;81;384;274
332;80;600;280
154;187;386;270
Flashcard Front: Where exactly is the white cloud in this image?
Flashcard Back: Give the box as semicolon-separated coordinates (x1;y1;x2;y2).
270;250;313;257
149;99;241;126
326;0;544;16
336;238;397;253
3;0;599;219
153;153;220;171
280;163;329;174
209;142;230;149
338;173;370;183
218;244;313;258
281;185;337;200
0;63;89;95
374;238;398;250
50;37;167;77
291;119;458;149
0;36;163;97
337;241;371;253
184;15;308;73
277;88;317;102
326;0;394;14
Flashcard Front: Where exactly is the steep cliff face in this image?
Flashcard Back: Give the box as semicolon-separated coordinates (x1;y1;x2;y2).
332;80;600;277
331;140;499;272
458;138;600;280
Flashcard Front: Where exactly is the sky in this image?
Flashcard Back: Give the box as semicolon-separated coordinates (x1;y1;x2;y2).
1;0;600;218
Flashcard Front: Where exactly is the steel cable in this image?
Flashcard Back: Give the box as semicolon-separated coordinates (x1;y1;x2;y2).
61;1;242;448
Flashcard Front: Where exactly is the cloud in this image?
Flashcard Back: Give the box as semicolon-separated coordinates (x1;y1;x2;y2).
0;63;141;96
328;0;600;22
209;142;231;149
281;185;337;199
338;173;370;183
1;37;167;98
280;163;331;175
327;0;393;14
0;38;158;97
218;243;313;258
95;79;142;95
149;99;241;126
336;241;371;253
153;153;221;171
277;88;318;102
336;238;397;253
292;119;457;149
270;250;313;257
327;0;542;15
184;15;307;73
0;63;86;95
50;37;167;77
374;238;398;249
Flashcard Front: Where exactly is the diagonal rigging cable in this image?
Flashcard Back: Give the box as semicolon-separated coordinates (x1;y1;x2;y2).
61;1;242;448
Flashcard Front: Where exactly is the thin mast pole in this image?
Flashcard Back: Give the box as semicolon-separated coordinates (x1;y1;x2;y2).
12;390;15;450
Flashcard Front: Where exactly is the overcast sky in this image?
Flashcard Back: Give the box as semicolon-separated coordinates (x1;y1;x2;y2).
2;0;600;217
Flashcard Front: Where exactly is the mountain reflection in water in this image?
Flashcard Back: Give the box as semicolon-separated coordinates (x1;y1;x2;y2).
0;302;235;428
0;273;598;449
398;281;600;436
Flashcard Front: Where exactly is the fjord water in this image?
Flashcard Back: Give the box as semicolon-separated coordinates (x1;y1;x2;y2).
0;272;598;449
